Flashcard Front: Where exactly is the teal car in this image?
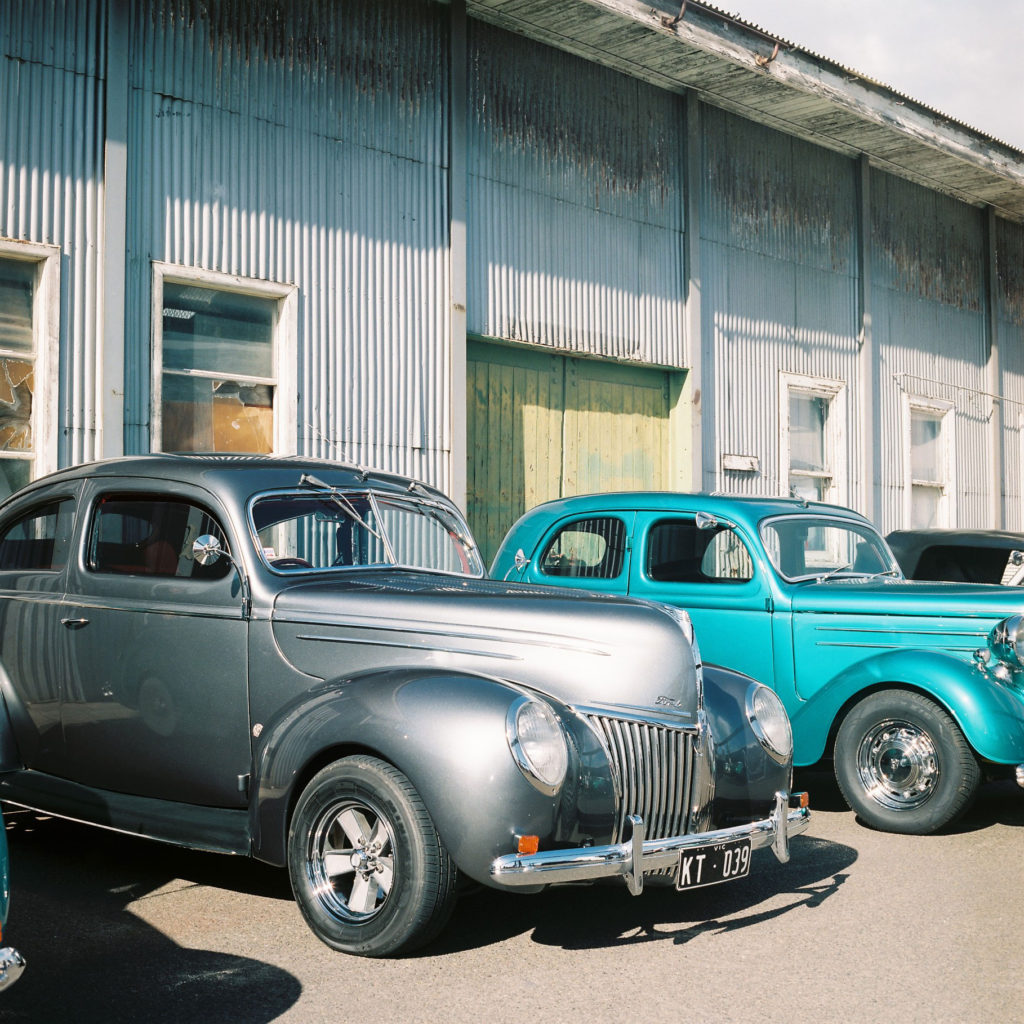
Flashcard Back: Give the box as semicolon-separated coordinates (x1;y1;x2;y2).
0;810;24;990
492;493;1024;835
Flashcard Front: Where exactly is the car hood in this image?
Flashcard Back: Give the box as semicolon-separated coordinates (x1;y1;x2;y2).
790;577;1024;621
269;571;701;719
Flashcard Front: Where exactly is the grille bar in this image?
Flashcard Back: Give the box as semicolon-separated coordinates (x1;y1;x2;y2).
587;715;695;844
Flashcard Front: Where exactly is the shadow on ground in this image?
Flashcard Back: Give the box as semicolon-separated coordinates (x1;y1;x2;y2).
795;766;1024;834
432;828;857;956
0;809;300;1024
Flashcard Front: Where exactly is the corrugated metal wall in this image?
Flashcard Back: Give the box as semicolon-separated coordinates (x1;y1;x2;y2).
123;0;452;486
6;0;1024;532
0;0;106;466
700;107;860;499
466;21;686;366
997;217;1024;529
871;171;989;527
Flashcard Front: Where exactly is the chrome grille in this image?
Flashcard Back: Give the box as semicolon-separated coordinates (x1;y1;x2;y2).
586;714;696;844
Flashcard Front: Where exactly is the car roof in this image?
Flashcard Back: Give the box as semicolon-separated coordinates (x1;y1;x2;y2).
516;490;872;533
887;527;1024;565
0;454;449;512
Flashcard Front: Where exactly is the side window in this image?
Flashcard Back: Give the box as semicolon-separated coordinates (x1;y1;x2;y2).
0;243;60;499
906;398;953;528
539;517;626;579
152;263;297;455
780;372;847;506
0;499;75;571
88;496;230;580
647;519;753;584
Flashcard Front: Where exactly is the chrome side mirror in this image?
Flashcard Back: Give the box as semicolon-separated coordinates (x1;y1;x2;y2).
193;534;226;566
695;512;719;531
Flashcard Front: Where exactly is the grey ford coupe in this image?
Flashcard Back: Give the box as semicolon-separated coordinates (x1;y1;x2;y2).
0;455;808;956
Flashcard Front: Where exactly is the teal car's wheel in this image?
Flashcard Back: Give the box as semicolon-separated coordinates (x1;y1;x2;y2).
834;690;980;835
288;755;457;956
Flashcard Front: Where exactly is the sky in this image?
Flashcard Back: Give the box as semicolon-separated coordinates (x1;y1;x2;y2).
716;1;1024;150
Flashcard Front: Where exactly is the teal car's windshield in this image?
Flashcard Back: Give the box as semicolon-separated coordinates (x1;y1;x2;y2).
760;515;901;582
250;489;485;577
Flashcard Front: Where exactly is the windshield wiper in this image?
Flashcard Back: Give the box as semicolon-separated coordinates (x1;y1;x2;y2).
816;562;852;583
299;473;393;559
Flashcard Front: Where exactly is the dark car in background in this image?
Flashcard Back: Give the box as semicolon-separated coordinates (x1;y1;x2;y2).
887;528;1024;585
0;456;808;957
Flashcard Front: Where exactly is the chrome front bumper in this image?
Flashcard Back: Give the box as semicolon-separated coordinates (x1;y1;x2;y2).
0;946;25;991
490;790;810;896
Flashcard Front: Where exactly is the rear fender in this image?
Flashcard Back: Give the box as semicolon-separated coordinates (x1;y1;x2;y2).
790;649;1024;765
250;668;574;885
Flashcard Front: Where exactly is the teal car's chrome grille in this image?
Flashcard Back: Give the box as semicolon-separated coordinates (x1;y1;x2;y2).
586;714;695;844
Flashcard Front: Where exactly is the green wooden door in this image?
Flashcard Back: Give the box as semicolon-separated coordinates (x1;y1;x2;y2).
468;339;681;565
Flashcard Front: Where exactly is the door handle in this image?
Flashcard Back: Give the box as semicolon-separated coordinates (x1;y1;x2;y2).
60;617;89;629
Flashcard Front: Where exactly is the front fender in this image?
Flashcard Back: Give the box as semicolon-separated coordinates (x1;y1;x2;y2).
250;668;583;885
703;664;792;823
790;649;1024;765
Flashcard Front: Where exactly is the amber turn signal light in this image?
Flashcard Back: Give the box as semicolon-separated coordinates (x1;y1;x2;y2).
790;791;809;809
516;834;540;855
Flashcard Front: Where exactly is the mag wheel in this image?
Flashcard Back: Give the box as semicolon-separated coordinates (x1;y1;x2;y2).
288;755;457;957
834;689;980;835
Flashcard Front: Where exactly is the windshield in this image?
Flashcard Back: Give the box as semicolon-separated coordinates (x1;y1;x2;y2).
249;489;485;577
760;515;901;582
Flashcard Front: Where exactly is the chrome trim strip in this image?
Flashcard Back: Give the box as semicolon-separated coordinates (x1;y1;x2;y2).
296;633;523;661
490;791;810;891
574;702;696;729
285;617;611;657
815;642;979;651
814;626;988;637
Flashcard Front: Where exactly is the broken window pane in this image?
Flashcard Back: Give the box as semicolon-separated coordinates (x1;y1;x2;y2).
0;359;33;451
161;373;273;453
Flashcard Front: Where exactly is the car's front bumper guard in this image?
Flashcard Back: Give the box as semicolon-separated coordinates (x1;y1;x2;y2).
490;790;810;895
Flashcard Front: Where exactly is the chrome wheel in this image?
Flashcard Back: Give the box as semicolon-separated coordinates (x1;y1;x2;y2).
835;689;981;835
855;718;938;810
288;755;457;956
307;798;397;923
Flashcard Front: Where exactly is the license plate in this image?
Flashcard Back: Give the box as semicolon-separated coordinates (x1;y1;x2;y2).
675;838;752;890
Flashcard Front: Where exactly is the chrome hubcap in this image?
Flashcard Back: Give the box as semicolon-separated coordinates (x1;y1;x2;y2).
855;718;939;810
308;799;397;923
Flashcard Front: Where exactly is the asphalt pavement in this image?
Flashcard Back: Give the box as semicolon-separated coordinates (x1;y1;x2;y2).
0;771;1020;1024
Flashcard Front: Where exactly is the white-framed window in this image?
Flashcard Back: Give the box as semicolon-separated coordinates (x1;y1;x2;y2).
151;263;297;455
0;239;60;499
779;372;847;505
903;395;953;528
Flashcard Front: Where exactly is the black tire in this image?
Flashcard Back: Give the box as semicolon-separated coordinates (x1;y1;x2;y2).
834;689;981;835
287;755;457;957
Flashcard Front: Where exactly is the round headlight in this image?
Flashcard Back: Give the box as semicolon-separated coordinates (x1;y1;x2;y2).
992;614;1024;668
746;683;793;765
507;698;569;795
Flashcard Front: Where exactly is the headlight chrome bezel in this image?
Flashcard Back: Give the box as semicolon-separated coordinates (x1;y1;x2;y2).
745;682;793;766
506;697;569;796
990;614;1024;670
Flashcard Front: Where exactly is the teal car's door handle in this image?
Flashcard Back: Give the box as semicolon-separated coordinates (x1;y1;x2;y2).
60;617;90;629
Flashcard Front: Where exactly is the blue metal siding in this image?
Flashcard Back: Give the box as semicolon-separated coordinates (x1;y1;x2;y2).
871;170;989;529
123;0;452;486
466;20;686;365
700;107;860;499
0;0;106;466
